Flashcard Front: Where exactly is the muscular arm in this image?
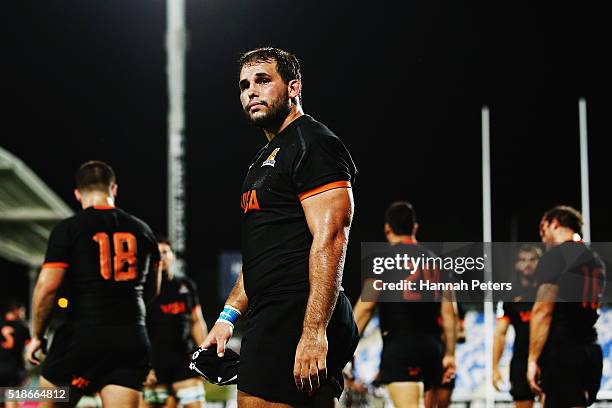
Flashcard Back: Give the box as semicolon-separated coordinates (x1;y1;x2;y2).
529;284;558;363
191;305;208;346
301;187;354;334
353;277;382;334
439;292;458;383
353;296;377;335
493;317;510;370
493;316;510;390
200;271;248;356
144;261;162;304
293;187;354;390
440;293;457;356
527;283;557;393
31;268;66;339
225;271;249;314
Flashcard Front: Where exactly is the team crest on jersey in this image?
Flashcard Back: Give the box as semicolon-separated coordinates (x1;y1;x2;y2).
179;284;189;294
262;148;280;167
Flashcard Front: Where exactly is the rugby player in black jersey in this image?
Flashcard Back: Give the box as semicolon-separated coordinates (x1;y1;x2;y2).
528;205;606;407
1;299;30;408
352;202;457;408
142;239;207;408
201;47;359;407
25;161;162;408
493;245;541;407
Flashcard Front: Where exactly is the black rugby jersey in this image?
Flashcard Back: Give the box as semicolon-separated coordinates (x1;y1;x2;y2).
43;206;160;326
0;318;30;379
498;287;536;358
536;242;606;347
240;114;357;298
147;276;199;351
373;243;445;337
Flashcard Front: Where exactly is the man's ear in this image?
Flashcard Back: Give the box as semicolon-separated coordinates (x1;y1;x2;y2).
550;219;560;230
384;223;392;236
111;183;118;198
288;79;302;100
74;189;82;203
413;223;419;236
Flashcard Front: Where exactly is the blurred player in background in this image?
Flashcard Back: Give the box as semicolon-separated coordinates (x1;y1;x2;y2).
142;239;207;408
493;245;541;407
1;299;30;408
353;201;457;408
26;160;162;408
528;205;607;407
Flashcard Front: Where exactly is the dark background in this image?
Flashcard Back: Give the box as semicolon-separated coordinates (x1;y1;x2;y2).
2;1;610;322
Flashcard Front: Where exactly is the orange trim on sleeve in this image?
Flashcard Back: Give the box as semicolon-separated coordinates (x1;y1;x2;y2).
298;180;351;201
42;262;69;269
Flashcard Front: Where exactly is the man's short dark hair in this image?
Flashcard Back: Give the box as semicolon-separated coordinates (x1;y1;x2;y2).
238;47;302;88
158;237;174;251
75;161;116;192
1;298;24;316
542;205;583;235
517;245;542;258
385;201;417;236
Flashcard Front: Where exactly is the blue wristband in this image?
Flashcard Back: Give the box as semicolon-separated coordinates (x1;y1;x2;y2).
216;305;241;328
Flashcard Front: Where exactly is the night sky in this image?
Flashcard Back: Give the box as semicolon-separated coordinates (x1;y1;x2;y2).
2;1;610;320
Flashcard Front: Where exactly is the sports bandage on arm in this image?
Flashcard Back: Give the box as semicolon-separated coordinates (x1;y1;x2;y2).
216;305;241;328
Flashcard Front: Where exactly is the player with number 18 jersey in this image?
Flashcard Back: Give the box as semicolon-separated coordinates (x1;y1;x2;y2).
40;202;160;394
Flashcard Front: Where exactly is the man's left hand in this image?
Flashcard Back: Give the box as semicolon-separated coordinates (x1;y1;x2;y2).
527;360;542;394
441;355;456;384
293;328;328;393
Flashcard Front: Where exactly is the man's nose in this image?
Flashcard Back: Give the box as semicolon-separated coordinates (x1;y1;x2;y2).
248;85;260;98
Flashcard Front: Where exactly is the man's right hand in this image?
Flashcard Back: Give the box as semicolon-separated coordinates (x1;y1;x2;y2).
25;337;45;366
342;367;367;393
200;322;233;357
143;370;158;387
492;366;503;391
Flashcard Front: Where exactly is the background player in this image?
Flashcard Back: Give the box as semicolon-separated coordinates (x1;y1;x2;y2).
353;201;457;408
201;47;359;407
142;239;207;408
528;205;606;407
1;299;30;408
25;160;162;408
493;245;541;407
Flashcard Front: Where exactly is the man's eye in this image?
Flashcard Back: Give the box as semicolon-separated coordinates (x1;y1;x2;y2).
262;78;270;84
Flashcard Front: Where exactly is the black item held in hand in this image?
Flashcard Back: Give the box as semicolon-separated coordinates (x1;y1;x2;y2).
189;346;239;385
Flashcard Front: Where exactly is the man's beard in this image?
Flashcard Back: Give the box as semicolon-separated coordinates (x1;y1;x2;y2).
244;93;291;129
519;270;536;286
